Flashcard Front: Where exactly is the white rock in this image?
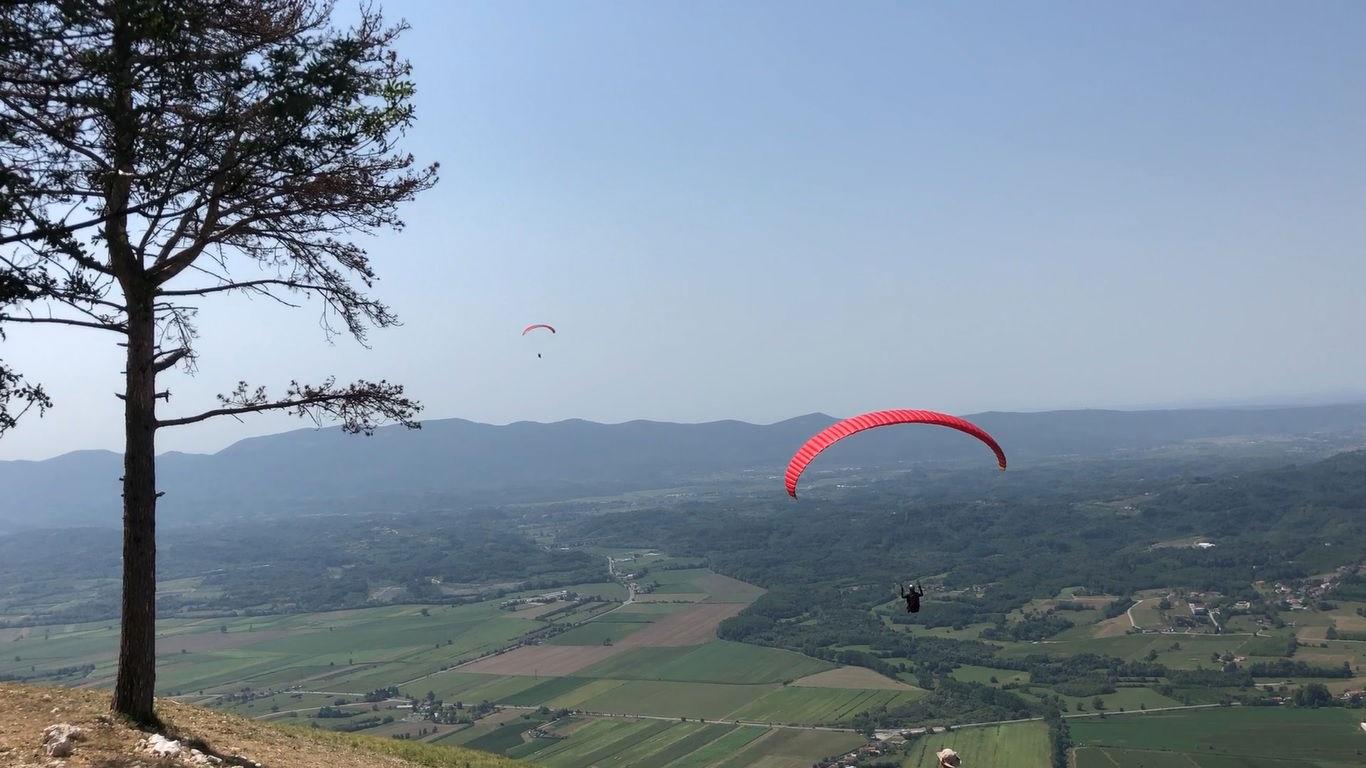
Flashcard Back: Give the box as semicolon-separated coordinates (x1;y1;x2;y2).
41;724;82;758
142;733;184;758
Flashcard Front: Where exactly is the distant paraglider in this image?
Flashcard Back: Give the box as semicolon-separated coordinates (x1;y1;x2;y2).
523;324;555;358
784;409;1007;498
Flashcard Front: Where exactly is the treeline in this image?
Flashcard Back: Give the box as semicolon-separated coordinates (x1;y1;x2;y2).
1247;660;1354;678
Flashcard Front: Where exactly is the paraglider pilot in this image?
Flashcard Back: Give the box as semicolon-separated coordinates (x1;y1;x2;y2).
900;582;924;613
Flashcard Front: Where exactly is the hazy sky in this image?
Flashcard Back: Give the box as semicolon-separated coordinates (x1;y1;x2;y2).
3;1;1365;460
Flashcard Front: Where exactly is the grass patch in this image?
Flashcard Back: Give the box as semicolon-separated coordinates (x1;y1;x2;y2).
903;721;1051;768
1070;706;1366;766
732;686;924;724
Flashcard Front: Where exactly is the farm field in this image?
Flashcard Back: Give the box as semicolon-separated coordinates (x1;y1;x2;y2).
1071;706;1366;768
901;721;1050;768
951;664;1028;686
0;600;570;696
792;666;914;690
576;640;833;684
990;630;1258;668
498;715;864;768
574;679;772;719
731;685;924;724
545;620;644;646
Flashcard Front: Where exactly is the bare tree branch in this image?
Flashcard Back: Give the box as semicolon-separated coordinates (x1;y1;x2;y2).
0;313;125;332
157;377;420;433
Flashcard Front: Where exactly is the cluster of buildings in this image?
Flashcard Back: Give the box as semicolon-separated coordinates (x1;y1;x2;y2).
1269;578;1337;610
499;589;568;610
815;742;889;767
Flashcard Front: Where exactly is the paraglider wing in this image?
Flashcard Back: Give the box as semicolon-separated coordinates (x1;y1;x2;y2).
784;409;1006;498
522;324;556;335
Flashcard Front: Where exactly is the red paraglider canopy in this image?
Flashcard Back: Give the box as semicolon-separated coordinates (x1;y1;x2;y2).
784;409;1006;498
522;324;556;335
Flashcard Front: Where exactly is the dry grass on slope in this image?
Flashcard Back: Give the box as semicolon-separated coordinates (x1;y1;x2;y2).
0;683;530;768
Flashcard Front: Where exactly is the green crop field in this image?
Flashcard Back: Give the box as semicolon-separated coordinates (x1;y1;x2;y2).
436;673;550;705
1058;686;1181;712
707;728;865;768
731;686;924;724
462;715;554;754
574;679;773;720
5;567;885;766
575;641;832;685
663;725;770;768
902;721;1051;768
990;630;1254;668
648;568;712;593
1071;706;1366;768
504;718;671;767
496;676;595;706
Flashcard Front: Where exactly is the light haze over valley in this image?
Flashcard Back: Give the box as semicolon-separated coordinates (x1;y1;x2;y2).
2;3;1365;768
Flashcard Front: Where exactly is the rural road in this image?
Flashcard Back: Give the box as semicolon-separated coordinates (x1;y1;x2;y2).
1126;598;1145;629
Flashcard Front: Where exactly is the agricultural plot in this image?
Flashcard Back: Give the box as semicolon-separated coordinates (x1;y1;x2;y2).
502;717;671;767
495;676;598;706
461;644;623;676
902;721;1050;768
578;641;832;685
731;686;924;724
575;679;774;720
153;609;538;694
791;666;913;690
1329;602;1366;634
1071;706;1366;768
662;725;770;768
600;602;683;620
615;603;745;647
433;707;537;748
546;620;646;646
1125;599;1164;631
608;722;739;766
951;664;1028;686
508;716;699;765
433;673;549;706
648;568;714;594
1058;686;1181;712
692;572;765;604
991;629;1245;667
705;728;865;768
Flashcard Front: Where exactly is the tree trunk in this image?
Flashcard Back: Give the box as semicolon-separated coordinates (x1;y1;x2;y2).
111;295;158;724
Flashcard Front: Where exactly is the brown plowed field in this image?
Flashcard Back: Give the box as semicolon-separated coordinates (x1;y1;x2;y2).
694;572;765;603
616;602;744;647
461;644;623;676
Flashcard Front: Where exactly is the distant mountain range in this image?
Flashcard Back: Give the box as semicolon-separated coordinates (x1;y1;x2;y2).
3;404;1366;531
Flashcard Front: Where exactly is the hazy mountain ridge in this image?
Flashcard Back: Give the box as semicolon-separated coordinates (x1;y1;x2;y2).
3;404;1366;530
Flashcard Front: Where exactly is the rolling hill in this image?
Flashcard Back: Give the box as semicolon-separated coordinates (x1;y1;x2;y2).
2;404;1365;530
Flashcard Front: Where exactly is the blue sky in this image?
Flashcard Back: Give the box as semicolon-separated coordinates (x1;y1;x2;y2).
3;0;1365;459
